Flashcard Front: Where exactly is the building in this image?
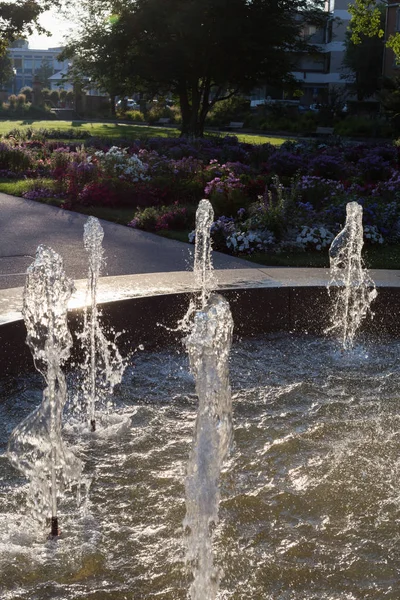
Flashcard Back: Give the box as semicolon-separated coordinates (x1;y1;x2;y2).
292;0;354;105
250;1;355;106
48;68;73;91
6;40;69;94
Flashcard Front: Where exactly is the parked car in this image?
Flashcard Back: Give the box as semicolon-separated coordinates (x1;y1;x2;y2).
116;98;140;110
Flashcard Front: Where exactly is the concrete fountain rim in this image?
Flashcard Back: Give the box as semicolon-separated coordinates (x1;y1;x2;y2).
1;266;400;326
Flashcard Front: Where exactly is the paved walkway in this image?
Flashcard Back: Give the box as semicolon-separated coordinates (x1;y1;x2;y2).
0;192;260;290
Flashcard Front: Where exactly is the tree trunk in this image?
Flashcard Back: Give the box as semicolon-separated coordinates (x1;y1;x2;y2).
110;95;116;117
178;83;209;138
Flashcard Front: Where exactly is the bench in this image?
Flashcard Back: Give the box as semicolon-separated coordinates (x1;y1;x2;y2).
156;117;171;125
226;121;244;130
315;126;334;137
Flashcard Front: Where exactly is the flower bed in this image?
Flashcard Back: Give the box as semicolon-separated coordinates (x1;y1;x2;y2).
1;132;400;256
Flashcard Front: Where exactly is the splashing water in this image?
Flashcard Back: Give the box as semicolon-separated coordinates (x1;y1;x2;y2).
184;293;234;600
325;201;377;350
78;217;125;431
7;245;82;536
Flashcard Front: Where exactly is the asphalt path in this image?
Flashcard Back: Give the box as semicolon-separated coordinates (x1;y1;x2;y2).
0;193;258;289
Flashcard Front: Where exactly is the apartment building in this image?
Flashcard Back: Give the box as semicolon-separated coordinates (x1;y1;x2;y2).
292;0;354;105
6;41;69;94
249;2;354;106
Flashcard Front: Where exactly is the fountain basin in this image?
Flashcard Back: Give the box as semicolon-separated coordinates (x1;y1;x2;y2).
1;268;400;599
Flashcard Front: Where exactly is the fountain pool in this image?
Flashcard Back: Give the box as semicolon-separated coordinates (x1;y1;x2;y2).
1;330;400;599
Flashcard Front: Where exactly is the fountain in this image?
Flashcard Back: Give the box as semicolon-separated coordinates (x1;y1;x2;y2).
76;216;125;431
2;200;400;598
184;294;233;599
326;201;377;349
7;245;82;537
184;198;234;599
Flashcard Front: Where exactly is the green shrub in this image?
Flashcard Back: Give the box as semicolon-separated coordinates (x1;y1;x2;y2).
124;109;145;122
0;141;32;172
206;96;250;127
20;86;33;103
146;103;177;124
334;117;391;138
128;203;194;232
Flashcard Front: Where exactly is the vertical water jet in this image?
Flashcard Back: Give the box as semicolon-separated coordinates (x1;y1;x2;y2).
194;199;215;309
184;293;234;599
79;216;125;430
7;245;82;537
326;201;377;350
183;197;234;598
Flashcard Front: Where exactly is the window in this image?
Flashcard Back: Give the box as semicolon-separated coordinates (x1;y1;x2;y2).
24;58;33;73
396;8;400;32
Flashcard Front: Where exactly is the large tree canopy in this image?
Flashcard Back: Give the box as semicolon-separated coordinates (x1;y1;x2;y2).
64;0;324;136
0;0;59;56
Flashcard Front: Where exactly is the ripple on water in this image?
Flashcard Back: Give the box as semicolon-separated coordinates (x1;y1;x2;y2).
1;334;400;598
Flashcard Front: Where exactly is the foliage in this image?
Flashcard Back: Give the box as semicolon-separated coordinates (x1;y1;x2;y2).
343;6;384;101
348;0;400;63
123;109;145;122
0;140;33;171
2;133;400;259
146;103;177;125
380;77;400;132
19;86;33;102
0;53;13;89
334;116;392;138
62;0;325;137
348;0;384;44
128;203;192;231
35;58;54;88
0;1;58;56
206;96;251;127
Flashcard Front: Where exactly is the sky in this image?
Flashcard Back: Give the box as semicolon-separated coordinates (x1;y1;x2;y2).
27;8;72;49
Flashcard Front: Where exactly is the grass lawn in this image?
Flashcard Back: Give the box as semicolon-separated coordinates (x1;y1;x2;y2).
0;119;290;145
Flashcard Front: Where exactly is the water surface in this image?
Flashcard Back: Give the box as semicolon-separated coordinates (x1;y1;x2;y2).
1;334;400;599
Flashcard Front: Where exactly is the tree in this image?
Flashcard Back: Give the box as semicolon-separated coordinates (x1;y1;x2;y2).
348;0;400;60
343;6;385;100
60;24;128;117
0;52;13;89
64;0;325;136
0;1;59;56
379;75;400;130
36;57;54;88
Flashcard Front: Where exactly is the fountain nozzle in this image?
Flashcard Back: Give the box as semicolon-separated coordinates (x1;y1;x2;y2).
50;516;60;537
90;419;96;432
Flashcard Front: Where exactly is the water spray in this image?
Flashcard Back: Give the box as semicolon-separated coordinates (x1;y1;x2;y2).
8;245;82;538
326;201;377;349
80;216;125;431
